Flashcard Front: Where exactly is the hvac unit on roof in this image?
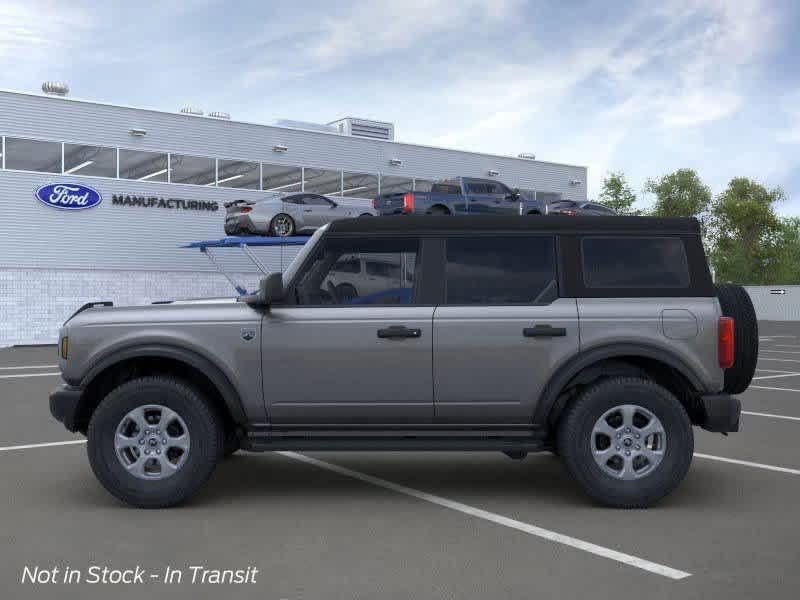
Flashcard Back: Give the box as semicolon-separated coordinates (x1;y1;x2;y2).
328;117;395;141
42;81;69;96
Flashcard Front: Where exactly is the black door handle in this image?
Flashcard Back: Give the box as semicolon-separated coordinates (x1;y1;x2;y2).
523;325;566;338
377;326;422;339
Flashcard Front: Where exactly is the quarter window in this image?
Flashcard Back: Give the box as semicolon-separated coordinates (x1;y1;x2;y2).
445;237;557;304
4;137;61;173
581;237;690;288
293;238;418;306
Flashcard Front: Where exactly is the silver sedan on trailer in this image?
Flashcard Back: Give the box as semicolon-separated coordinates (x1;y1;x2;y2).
224;192;377;237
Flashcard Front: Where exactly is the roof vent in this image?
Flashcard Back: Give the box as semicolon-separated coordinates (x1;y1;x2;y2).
42;81;69;96
328;117;395;141
208;111;231;120
180;106;204;116
518;152;536;160
270;119;337;134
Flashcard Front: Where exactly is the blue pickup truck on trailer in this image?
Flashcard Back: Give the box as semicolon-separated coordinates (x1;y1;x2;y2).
372;177;547;216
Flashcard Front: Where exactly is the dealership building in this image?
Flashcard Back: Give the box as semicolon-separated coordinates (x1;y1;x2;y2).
0;85;588;346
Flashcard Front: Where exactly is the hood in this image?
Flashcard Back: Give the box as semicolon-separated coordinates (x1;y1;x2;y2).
64;298;241;328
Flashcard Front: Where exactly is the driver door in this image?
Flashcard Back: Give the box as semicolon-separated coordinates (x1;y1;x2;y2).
262;236;434;424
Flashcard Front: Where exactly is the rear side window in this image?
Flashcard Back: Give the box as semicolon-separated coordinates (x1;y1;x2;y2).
581;237;690;288
445;236;557;304
431;183;461;195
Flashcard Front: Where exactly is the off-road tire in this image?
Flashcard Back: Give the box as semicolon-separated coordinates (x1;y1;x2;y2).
87;376;223;508
715;283;758;394
557;377;693;508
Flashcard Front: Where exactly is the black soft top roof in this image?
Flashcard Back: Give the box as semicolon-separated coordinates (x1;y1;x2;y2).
328;215;702;235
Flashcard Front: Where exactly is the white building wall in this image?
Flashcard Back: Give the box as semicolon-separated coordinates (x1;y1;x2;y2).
0;89;589;346
745;286;800;321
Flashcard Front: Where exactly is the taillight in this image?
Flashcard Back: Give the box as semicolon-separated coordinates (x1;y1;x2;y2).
241;207;252;214
718;316;735;369
560;208;578;216
402;193;414;214
372;198;377;209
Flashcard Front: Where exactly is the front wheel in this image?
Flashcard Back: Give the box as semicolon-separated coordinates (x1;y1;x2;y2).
87;376;223;508
557;377;693;508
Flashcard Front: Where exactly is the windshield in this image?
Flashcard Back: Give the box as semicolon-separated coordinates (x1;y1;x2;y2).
282;224;329;285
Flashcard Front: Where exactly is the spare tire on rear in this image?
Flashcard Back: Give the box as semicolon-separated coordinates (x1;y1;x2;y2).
715;283;758;394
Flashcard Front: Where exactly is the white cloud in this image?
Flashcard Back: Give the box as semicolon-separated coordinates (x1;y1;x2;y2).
0;1;93;70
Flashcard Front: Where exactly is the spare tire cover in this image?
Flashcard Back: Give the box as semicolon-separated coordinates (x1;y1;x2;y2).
715;283;759;394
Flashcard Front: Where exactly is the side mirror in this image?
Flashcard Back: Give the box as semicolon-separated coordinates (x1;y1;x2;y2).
329;201;338;208
240;272;283;307
507;188;521;200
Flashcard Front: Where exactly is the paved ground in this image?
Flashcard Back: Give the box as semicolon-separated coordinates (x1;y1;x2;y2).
2;324;800;599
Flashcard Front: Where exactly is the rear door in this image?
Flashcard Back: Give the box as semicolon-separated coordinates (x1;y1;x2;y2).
483;181;518;215
433;235;579;422
263;235;435;423
463;180;492;214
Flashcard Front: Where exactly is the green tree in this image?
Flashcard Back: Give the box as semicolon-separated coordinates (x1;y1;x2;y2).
598;171;638;214
644;168;711;217
709;177;786;284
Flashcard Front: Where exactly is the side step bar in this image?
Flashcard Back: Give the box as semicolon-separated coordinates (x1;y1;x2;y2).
242;426;548;453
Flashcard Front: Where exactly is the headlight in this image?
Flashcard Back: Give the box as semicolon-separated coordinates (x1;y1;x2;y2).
60;336;69;359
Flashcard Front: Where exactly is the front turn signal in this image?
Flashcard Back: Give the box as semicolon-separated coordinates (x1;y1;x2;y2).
60;336;69;360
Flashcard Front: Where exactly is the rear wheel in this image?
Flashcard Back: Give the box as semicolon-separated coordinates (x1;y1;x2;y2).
269;214;295;237
87;376;223;508
715;283;758;394
557;377;693;508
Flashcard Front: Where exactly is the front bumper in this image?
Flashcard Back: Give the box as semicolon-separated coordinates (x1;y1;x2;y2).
49;384;84;432
699;393;741;433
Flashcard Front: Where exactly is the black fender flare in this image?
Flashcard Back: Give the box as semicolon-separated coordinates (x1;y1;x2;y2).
80;344;248;424
533;343;706;427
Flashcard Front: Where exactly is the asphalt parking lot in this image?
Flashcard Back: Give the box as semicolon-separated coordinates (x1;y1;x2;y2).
2;323;800;599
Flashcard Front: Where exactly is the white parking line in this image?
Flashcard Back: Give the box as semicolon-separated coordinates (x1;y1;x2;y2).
769;344;800;350
752;373;800;381
755;368;797;374
742;410;800;422
694;453;800;476
760;349;800;355
750;385;800;393
0;365;59;370
757;357;800;364
0;440;86;452
278;451;692;580
0;372;61;380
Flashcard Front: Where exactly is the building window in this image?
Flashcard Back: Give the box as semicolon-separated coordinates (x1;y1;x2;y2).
119;149;168;182
262;163;302;192
170;154;216;186
380;176;413;195
413;178;436;192
63;143;117;177
217;159;260;189
342;171;379;199
4;137;61;173
304;167;342;195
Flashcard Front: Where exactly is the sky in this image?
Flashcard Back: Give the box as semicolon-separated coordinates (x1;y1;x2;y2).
2;0;799;214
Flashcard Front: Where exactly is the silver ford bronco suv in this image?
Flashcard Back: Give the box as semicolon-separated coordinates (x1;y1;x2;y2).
49;216;757;509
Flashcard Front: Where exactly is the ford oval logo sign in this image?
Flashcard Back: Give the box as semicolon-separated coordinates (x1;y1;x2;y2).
35;183;103;210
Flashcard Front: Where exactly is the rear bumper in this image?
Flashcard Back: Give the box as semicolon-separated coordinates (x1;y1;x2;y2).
699;393;741;433
49;384;84;432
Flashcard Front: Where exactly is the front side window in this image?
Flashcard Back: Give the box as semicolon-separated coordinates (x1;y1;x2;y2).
581;237;690;288
293;238;418;306
445;236;557;304
4;137;61;173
